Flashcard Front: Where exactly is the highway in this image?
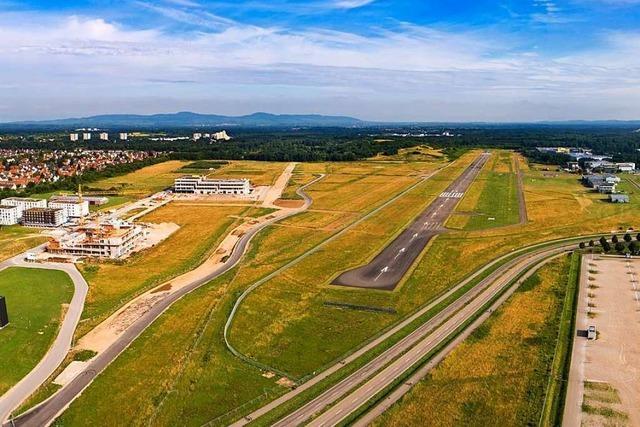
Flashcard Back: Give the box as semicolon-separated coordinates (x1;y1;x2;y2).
0;250;88;424
332;152;490;290
6;175;325;427
271;244;573;427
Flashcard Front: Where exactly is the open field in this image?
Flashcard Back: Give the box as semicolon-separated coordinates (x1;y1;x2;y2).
89;160;188;198
374;254;573;427
0;267;73;395
44;151;640;426
75;202;249;337
0;226;47;262
208;161;288;186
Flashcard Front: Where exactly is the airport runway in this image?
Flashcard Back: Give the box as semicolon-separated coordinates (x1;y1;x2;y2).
333;152;491;290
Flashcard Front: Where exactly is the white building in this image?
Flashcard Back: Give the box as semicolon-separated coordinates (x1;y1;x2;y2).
0;205;19;225
174;175;252;195
48;220;145;259
48;200;90;218
213;130;231;141
69;133;79;142
0;197;47;219
616;162;636;172
119;133;128;140
83;132;92;141
193;133;202;141
99;132;109;141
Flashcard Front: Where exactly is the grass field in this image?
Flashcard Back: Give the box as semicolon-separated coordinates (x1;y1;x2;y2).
48;150;640;425
374;254;573;427
447;150;520;230
89;160;189;198
0;267;73;395
208;161;288;186
75;202;250;337
0;226;47;262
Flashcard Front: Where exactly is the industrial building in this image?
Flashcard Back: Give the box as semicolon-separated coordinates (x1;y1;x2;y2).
49;195;108;206
174;175;252;195
0;197;47;219
48;199;90;218
48;220;145;259
22;208;67;227
610;194;630;203
582;174;621;194
0;205;19;225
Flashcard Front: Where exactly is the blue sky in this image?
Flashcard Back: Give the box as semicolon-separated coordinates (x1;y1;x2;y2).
1;0;639;121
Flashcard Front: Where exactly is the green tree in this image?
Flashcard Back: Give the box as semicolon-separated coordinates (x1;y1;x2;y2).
603;241;612;253
612;235;619;244
599;236;608;247
615;242;626;253
636;233;640;242
579;242;586;249
629;241;639;255
589;240;595;247
624;233;632;243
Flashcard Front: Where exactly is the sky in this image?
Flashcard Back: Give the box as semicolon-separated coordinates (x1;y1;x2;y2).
0;0;639;122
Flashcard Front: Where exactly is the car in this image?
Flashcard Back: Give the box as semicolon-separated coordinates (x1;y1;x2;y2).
588;325;597;340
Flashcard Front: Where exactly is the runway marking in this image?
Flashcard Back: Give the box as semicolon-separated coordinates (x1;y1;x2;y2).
411;232;419;241
394;248;406;260
440;191;464;198
374;266;389;281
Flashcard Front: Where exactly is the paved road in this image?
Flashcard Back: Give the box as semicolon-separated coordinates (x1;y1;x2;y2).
273;245;573;427
514;155;528;224
7;176;325;427
332;152;490;290
0;249;88;424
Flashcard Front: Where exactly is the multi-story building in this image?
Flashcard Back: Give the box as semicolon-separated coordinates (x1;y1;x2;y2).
69;133;79;142
616;163;636;172
49;195;108;206
0;197;47;219
22;208;66;227
119;133;128;140
48;199;90;218
213;130;231;141
99;132;109;141
83;133;92;141
48;220;145;259
193;133;202;141
174;175;252;195
0;205;19;225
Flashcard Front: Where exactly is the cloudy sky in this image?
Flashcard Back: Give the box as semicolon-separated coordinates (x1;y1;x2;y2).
1;0;639;122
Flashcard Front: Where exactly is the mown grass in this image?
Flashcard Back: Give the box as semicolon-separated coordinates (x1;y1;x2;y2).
75;202;249;337
0;267;74;395
0;225;47;261
374;255;573;427
90;160;188;197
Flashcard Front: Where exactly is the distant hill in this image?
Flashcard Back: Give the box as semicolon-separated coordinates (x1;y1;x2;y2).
1;112;366;129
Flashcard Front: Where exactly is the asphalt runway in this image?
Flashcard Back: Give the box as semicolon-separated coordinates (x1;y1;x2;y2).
332;152;491;290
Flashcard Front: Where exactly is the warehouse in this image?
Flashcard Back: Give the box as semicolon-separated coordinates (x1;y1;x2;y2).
174;175;252;195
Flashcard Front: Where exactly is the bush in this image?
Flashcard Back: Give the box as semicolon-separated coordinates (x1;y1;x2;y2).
612;235;619;244
615;242;626;253
624;233;632;243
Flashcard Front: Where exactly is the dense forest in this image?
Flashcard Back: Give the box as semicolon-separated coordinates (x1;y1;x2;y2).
1;125;640;164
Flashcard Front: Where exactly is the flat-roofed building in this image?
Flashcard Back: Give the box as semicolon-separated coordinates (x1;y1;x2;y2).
0;205;18;225
99;132;109;141
83;132;91;141
174;175;251;195
616;162;636;172
70;133;79;142
48;220;144;259
610;194;630;203
22;208;66;227
48;199;89;218
119;133;128;140
0;197;47;219
50;195;108;206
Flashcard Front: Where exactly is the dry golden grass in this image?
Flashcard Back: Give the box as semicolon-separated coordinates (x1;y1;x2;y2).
375;256;571;427
76;202;248;337
91;160;188;197
209;161;287;186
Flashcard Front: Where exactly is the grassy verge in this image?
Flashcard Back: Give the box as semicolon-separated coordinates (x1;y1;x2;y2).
0;267;74;395
539;251;581;426
370;254;574;427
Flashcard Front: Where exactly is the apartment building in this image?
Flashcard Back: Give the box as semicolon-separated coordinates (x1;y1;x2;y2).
0;197;47;219
69;133;79;142
48;200;90;218
0;205;19;225
99;132;109;141
22;208;67;227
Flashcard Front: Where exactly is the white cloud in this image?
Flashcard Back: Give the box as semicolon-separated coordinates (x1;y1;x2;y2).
332;0;375;9
0;11;639;121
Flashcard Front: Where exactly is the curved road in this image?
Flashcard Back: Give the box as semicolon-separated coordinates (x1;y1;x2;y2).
0;249;88;423
8;175;325;427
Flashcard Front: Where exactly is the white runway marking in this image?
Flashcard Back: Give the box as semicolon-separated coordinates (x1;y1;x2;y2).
394;248;406;260
439;191;464;198
374;266;389;281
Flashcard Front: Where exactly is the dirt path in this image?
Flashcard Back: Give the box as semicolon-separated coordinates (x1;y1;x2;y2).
514;154;528;225
262;162;296;208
